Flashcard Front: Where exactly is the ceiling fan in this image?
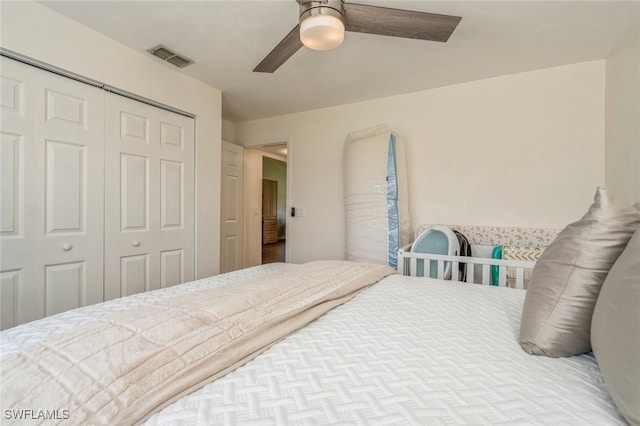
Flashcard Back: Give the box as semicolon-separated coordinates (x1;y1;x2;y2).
254;0;461;73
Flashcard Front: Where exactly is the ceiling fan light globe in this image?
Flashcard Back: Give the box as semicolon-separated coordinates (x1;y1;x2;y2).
300;15;345;51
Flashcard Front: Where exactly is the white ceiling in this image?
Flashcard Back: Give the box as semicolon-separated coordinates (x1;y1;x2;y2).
39;1;640;123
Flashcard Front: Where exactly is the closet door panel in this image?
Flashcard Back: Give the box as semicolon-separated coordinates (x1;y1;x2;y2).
160;159;183;229
36;70;105;312
44;261;86;316
0;61;39;327
105;95;194;300
120;254;149;296
160;249;183;288
45;140;86;234
0;270;21;330
0;58;104;328
0;132;23;237
121;153;149;231
120;111;149;142
1;75;23;113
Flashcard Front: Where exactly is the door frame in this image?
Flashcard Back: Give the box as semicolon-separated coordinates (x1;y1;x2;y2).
243;137;291;267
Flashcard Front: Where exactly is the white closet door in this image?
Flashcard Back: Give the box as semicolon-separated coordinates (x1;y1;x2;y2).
0;58;105;329
104;94;194;300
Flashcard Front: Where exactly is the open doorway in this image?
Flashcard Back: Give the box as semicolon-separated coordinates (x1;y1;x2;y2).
243;143;288;266
261;154;287;264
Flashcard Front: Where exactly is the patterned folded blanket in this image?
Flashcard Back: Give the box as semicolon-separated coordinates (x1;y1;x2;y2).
1;260;395;425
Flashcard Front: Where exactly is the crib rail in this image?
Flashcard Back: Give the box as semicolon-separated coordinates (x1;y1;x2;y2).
397;245;536;290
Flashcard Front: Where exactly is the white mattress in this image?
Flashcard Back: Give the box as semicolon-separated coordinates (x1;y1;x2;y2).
135;265;623;425
344;124;410;269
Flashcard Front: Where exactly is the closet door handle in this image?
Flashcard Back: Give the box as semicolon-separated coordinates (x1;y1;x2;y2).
132;240;141;247
62;243;73;251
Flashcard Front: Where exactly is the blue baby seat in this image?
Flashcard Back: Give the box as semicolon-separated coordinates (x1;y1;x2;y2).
411;225;460;279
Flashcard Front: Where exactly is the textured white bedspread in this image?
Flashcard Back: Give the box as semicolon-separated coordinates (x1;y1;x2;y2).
1;263;623;425
145;265;624;425
0;262;393;425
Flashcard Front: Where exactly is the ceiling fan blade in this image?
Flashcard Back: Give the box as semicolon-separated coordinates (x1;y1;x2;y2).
343;3;461;43
253;25;303;73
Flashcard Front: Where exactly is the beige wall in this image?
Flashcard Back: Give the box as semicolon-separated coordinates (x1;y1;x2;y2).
237;61;606;263
1;1;223;278
222;119;236;144
605;20;640;204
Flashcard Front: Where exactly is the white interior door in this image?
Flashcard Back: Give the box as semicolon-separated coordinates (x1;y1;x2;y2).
104;94;194;300
220;141;244;273
0;58;104;329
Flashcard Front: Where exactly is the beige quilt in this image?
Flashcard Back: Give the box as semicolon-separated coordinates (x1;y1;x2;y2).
1;260;395;425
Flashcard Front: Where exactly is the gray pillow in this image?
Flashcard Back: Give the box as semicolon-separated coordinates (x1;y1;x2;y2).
592;228;640;425
519;187;640;357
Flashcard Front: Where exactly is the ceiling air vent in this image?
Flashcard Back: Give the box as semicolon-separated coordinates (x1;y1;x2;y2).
147;45;194;68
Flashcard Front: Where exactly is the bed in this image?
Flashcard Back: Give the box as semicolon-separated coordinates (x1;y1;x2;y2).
4;184;640;425
0;260;627;425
